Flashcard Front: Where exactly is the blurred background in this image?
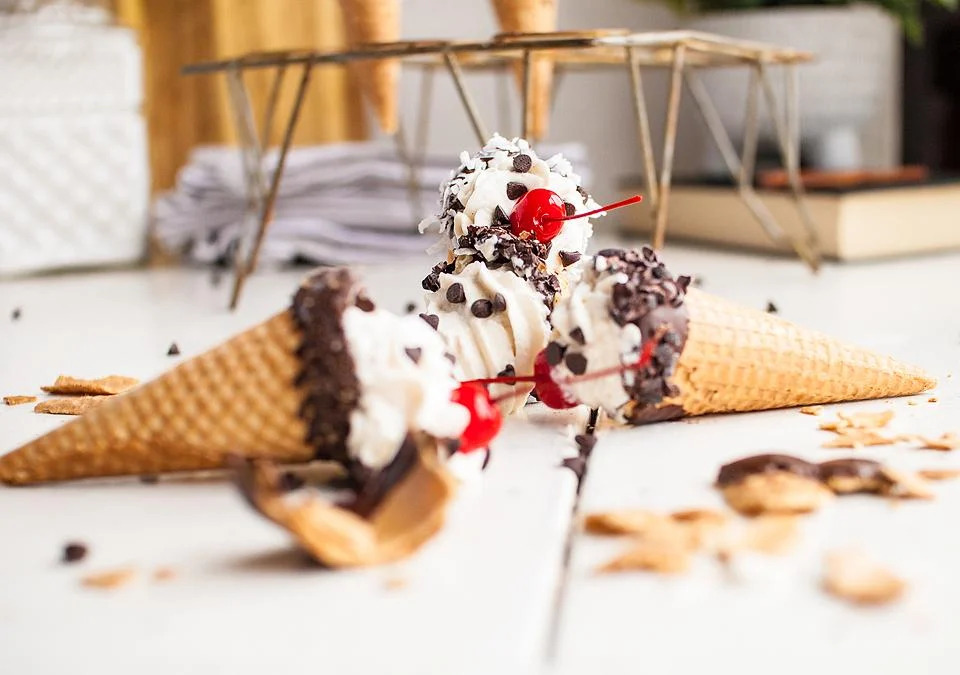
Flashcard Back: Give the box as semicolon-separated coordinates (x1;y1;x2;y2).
0;0;957;277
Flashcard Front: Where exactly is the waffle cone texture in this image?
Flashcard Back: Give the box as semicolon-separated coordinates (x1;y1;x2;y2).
492;0;557;140
0;312;313;485
653;288;936;417
339;0;400;134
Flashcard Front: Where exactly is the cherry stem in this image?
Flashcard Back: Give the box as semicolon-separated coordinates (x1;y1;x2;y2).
543;194;643;223
478;324;670;406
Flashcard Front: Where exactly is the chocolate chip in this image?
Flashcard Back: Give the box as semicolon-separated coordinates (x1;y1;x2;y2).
471;299;493;318
355;295;375;312
404;347;422;364
569;327;585;345
506;181;528;201
575;433;598;457
139;474;159;484
676;275;691;292
651;265;666;279
492;293;507;313
577;186;589;200
422;272;441;292
766;301;778;314
559;250;581;267
444;352;456;364
446;283;466;304
513;154;532;173
492;205;511;227
544;341;565;366
497;364;516;384
564;202;576;217
404;302;417;314
167;342;180;357
561;456;586;480
565;352;588;375
62;542;88;564
11;307;21;321
419;313;439;330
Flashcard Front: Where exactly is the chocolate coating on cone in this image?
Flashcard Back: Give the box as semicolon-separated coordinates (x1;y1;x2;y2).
291;269;367;466
593;248;691;424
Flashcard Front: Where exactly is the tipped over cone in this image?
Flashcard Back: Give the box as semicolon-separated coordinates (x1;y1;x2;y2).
629;288;935;420
0;312;313;485
339;0;401;134
492;0;557;140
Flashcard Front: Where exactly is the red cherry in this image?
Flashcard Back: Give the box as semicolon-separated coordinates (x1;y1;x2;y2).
509;189;645;244
533;350;578;409
510;188;567;242
450;382;503;453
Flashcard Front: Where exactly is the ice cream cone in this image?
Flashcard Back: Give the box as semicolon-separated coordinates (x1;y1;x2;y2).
492;0;557;140
0;311;313;486
627;288;935;420
338;0;400;134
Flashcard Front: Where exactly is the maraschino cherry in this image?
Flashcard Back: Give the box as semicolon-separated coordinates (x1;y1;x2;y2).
533;349;577;409
450;382;503;453
509;189;644;243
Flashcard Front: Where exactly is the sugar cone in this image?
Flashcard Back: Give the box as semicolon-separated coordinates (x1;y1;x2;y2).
0;312;313;485
338;0;400;134
634;289;936;419
492;0;557;140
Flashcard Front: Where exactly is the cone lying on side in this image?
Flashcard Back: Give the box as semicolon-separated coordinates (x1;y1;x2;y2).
338;0;400;134
549;248;936;423
491;0;557;140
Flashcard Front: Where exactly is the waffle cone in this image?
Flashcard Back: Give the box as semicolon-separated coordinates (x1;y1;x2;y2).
654;289;935;416
0;312;313;485
492;0;557;140
339;0;400;134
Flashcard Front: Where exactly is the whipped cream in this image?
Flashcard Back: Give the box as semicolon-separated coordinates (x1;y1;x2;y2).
342;306;469;469
550;257;642;418
425;260;550;414
419;134;601;272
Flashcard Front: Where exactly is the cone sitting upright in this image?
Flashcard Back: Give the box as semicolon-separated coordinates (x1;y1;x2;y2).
0;269;469;486
338;0;400;134
491;0;557;140
544;248;936;423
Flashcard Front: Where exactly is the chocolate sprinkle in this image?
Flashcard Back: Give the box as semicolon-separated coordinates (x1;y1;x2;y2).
492;293;507;313
404;347;422;364
564;202;576;217
166;342;180;356
62;542;88;564
766;301;779;314
419;313;440;330
559;250;581;267
565;352;588;375
291;269;364;466
471;299;494;318
513;154;532;173
446;283;466;304
569;327;585;345
544;341;565;366
506;181;528;200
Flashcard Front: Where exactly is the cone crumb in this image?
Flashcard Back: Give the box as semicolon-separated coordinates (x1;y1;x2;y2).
800;405;823;416
918;469;960;481
34;397;106;415
3;395;36;406
914;433;959;451
928;397;939;403
597;539;691;575
153;567;177;582
384;577;408;591
41;374;139;396
822;551;905;605
81;567;137;590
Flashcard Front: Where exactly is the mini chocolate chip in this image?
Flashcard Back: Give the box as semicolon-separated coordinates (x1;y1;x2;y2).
278;471;306;492
404;302;417;314
577;186;589;200
492;205;511;227
676;275;691;292
471;299;493;318
564;202;576;217
139;474;159;484
355;295;375;312
446;283;466;304
404;347;422;364
62;542;88;564
569;327;585;345
513;154;532;173
766;301;778;314
544;341;565;366
559;250;581;267
561;456;586;480
422;273;441;292
167;342;180;357
444;352;456;364
497;364;516;384
11;307;21;321
506;181;528;200
565;352;588;375
575;433;598;457
651;265;666;279
419;313;440;330
492;293;507;312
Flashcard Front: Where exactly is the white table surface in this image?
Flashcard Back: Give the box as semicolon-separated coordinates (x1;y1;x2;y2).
1;242;958;675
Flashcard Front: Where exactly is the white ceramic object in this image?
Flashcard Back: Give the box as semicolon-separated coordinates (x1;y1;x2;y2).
685;5;898;170
0;11;148;277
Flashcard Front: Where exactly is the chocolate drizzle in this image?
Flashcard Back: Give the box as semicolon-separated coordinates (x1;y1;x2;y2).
591;248;691;424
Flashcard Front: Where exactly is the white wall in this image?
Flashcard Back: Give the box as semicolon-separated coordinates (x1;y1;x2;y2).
395;0;898;198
